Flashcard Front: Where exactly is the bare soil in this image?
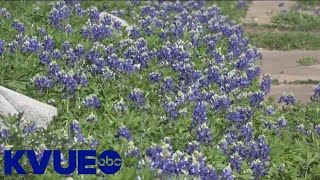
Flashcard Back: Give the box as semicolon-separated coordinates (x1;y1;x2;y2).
260;50;320;104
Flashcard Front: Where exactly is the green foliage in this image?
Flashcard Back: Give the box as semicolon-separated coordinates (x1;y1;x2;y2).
247;32;320;50
271;11;320;31
297;57;320;66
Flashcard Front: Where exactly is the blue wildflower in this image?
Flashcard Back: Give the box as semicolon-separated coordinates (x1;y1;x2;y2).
83;94;101;109
0;40;5;56
116;126;132;141
127;88;145;107
31;74;53;92
278;93;296;106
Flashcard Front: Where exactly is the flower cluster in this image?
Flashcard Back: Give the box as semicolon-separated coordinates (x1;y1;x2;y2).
83;94;101;109
116;126;133;141
128;88;145;107
69;120;98;148
144;139;219;179
31;74;53;92
278;93;296;106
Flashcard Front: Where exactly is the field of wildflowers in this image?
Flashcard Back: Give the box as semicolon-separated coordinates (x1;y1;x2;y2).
0;0;320;179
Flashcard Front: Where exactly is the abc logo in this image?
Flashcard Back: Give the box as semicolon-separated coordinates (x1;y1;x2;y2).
98;150;122;174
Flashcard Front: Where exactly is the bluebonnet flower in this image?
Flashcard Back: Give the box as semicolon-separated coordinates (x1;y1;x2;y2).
123;59;135;74
145;139;218;179
149;72;162;83
246;66;261;81
0;40;5;56
315;125;320;135
23;121;38;135
192;101;208;126
112;99;128;113
62;41;72;52
232;141;247;158
74;44;85;57
90;137;98;148
37;27;47;36
277;116;287;128
265;106;275;115
237;0;247;9
39;51;51;66
53;49;62;59
83;94;101;109
202;165;218;180
48;62;60;78
313;8;320;17
256;135;270;160
49;3;71;28
56;71;78;95
0;8;11;18
64;49;78;67
278;93;296;106
128;88;145;107
31;74;53;92
23;36;40;53
247;91;264;108
311;83;320;101
220;166;233;180
8;41;18;54
86;113;99;122
297;124;311;136
161;77;174;92
64;24;72;35
113;21;122;31
186;141;200;154
75;73;88;86
34;145;47;163
70;120;81;133
82;21;113;41
74;3;85;17
126;141;140;157
278;1;287;12
0;129;9;139
116;126;132;141
278;163;285;173
69;120;85;145
218;139;230;154
49;8;62;28
209;94;231;112
12;20;25;34
196;123;212;144
75;132;86;143
162;100;179;120
102;67;115;80
129;27;141;39
88;6;100;22
230;152;242;172
251;159;267;178
226;106;253;123
240;122;253;142
260;74;272;94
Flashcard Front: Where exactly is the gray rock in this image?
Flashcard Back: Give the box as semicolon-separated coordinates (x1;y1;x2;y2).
99;12;133;31
0;86;57;129
0;94;19;116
